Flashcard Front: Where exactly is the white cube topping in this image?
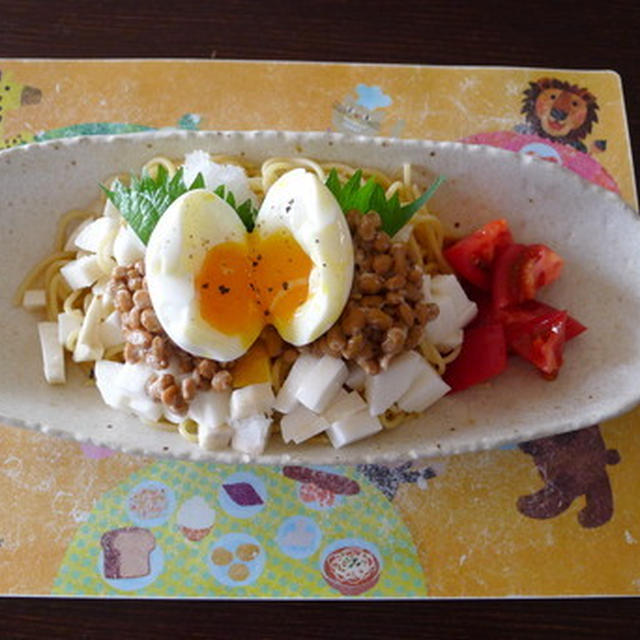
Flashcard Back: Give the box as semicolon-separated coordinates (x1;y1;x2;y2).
73;216;118;253
199;423;233;451
189;389;230;430
113;224;146;266
38;322;66;384
64;218;94;251
295;354;348;413
94;360;126;408
326;409;382;448
397;360;451;413
230;382;275;422
99;310;123;349
273;353;320;414
57;311;84;346
231;415;272;456
60;255;104;290
344;364;366;391
280;404;329;444
322;389;367;424
364;351;423;416
72;296;105;362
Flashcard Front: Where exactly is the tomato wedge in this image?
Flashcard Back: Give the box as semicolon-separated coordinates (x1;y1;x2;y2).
500;300;586;341
504;309;568;379
492;243;564;310
443;219;513;290
443;323;508;392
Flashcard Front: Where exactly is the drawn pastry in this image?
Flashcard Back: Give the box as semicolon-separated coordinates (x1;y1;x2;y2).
207;533;265;587
211;547;234;566
100;527;156;579
176;496;216;541
228;563;250;582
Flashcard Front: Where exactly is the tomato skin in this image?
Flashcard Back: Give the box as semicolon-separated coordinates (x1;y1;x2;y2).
443;323;508;392
443;219;513;290
492;243;564;310
444;219;584;387
499;300;586;341
504;310;568;379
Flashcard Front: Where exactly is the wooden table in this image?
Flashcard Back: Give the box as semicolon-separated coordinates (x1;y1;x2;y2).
1;1;639;637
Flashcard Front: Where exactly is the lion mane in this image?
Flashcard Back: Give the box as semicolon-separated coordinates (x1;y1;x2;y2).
521;77;599;144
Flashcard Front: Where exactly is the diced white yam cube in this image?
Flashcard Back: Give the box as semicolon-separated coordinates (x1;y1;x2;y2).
326;409;382;448
57;311;83;346
273;353;321;414
129;395;164;422
38;321;65;384
113;224;145;266
423;297;464;350
73;216;118;253
231;415;272;456
199;423;233;451
280;404;329;444
295;355;348;413
95;359;164;422
322;389;367;424
345;364;366;391
431;274;478;328
116;361;155;395
99;311;123;349
230;382;275;421
73;295;105;362
64;218;94;251
22;289;46;310
94;360;126;408
397;361;451;413
60;255;103;290
189;390;231;430
364;351;423;416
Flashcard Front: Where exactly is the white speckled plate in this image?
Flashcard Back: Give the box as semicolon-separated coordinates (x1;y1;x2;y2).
1;130;640;465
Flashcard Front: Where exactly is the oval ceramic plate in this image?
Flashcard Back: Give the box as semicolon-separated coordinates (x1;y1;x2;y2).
1;130;639;464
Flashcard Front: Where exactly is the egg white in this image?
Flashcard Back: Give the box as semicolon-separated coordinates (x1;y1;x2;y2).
145;189;256;362
255;168;354;346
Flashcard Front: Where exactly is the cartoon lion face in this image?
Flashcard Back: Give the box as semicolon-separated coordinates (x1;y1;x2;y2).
521;77;599;145
535;87;589;138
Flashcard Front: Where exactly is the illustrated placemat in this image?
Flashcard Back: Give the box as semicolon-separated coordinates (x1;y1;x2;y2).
0;60;638;598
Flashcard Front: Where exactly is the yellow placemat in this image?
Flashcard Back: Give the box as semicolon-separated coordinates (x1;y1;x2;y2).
0;59;637;597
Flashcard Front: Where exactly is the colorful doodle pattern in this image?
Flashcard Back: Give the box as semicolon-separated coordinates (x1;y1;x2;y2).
53;461;426;597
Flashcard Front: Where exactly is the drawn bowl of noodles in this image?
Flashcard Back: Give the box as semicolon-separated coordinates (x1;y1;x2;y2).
320;538;382;596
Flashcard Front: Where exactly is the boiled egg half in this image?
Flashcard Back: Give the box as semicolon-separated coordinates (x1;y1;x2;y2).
145;168;354;362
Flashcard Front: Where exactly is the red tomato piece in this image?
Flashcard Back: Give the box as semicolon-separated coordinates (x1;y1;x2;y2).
500;300;586;341
443;323;508;392
492;243;564;310
504;309;568;379
443;219;513;290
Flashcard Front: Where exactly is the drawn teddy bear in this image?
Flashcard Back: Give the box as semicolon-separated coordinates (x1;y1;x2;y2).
517;425;620;528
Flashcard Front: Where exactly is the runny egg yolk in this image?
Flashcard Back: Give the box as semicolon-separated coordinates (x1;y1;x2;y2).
195;228;313;339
